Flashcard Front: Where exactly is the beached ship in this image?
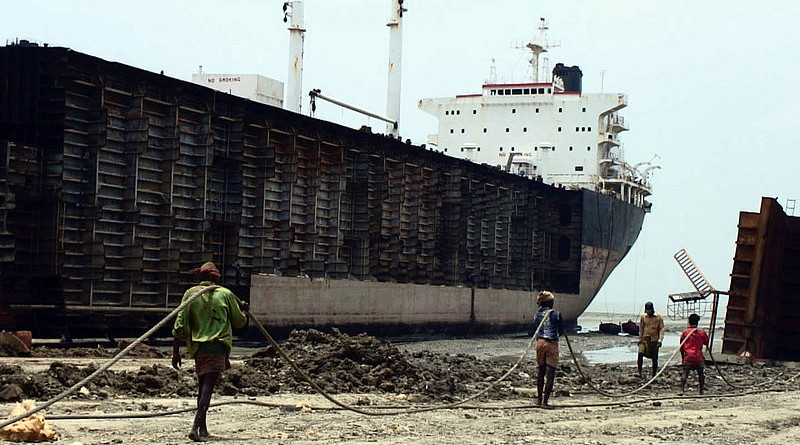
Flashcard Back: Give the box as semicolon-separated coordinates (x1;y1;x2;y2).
0;5;653;338
415;18;655;325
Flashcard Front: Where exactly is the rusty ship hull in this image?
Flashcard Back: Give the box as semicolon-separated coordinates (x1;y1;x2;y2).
0;45;644;338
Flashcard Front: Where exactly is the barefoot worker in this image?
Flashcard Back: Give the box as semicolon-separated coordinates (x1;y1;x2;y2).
637;301;665;377
679;313;709;395
532;291;564;408
172;261;249;442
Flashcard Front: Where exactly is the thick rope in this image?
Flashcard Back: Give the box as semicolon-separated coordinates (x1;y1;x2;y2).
563;328;690;397
0;285;220;430
240;306;553;415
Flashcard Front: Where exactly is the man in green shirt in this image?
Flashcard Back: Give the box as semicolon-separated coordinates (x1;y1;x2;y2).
172;262;249;442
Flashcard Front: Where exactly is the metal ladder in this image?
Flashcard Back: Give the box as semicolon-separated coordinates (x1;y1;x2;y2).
673;248;714;299
787;198;796;216
670;249;725;348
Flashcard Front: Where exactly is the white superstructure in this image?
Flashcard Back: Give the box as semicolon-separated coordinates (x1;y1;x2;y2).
419;19;655;209
192;68;284;108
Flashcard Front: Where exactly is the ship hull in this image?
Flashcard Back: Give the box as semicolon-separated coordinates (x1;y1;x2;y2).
248;189;645;334
0;45;646;338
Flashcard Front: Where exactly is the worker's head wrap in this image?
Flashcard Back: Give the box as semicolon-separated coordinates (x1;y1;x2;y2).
191;261;221;283
645;301;654;314
537;291;555;305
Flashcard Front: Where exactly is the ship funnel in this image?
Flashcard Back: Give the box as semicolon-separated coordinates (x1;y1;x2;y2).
285;1;305;113
552;63;582;93
385;0;406;137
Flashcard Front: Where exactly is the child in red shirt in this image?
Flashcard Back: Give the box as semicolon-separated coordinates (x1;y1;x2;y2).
679;313;709;395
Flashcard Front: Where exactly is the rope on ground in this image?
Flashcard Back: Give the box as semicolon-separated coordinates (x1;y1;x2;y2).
46;383;798;420
239;306;552;416
0;285;220;430
705;347;800;389
563;328;690;398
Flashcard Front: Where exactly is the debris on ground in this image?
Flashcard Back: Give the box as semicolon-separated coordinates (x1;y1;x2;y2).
0;399;58;442
0;329;793;403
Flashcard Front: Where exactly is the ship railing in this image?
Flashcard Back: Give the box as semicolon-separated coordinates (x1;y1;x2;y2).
608;114;628;132
544;173;601;190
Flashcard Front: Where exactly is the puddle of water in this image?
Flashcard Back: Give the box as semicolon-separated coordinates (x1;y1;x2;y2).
581;333;680;364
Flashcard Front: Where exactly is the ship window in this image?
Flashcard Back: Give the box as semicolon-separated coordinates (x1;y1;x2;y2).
582;107;586;112
499;147;503;151
457;110;461;115
506;128;510;132
575;166;584;171
445;111;449;115
450;129;454;133
534;146;538;151
557;236;571;260
477;147;480;151
483;128;487;133
523;127;527;132
576;127;580;132
538;88;544;94
491;89;497;95
535;108;539;113
557;127;561;132
511;147;515;152
558;107;563;113
547;88;552;93
569;146;573;151
512;89;522;95
444;148;448;152
553;146;556;151
588;126;591;131
524;88;530;94
461;128;465;133
505;89;511;95
512;108;516;114
581;127;586;131
473;109;477;114
587;146;591;151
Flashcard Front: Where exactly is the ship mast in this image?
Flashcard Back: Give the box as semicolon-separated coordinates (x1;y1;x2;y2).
284;1;305;113
525;17;559;82
385;0;406;137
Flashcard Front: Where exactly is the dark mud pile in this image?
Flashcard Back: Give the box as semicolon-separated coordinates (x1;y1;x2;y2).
0;329;793;403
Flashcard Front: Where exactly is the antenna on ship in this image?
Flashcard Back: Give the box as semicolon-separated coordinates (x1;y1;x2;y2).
284;1;305;113
523;17;560;82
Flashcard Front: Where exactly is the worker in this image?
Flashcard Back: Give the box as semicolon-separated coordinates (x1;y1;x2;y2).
532;291;564;408
172;261;249;442
679;313;709;395
637;301;665;377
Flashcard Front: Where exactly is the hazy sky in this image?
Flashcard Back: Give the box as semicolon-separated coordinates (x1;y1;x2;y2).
4;1;799;319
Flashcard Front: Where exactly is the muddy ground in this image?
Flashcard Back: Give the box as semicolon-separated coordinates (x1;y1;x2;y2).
1;328;798;444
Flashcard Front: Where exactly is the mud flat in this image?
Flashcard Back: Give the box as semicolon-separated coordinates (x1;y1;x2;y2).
1;329;798;444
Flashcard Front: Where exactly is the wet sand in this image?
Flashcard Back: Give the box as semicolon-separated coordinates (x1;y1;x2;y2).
1;329;798;444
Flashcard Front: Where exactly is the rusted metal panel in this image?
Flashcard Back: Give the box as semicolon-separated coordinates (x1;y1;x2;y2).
722;197;800;361
0;45;585;336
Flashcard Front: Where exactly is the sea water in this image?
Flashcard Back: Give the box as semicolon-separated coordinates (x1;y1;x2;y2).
576;311;724;364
